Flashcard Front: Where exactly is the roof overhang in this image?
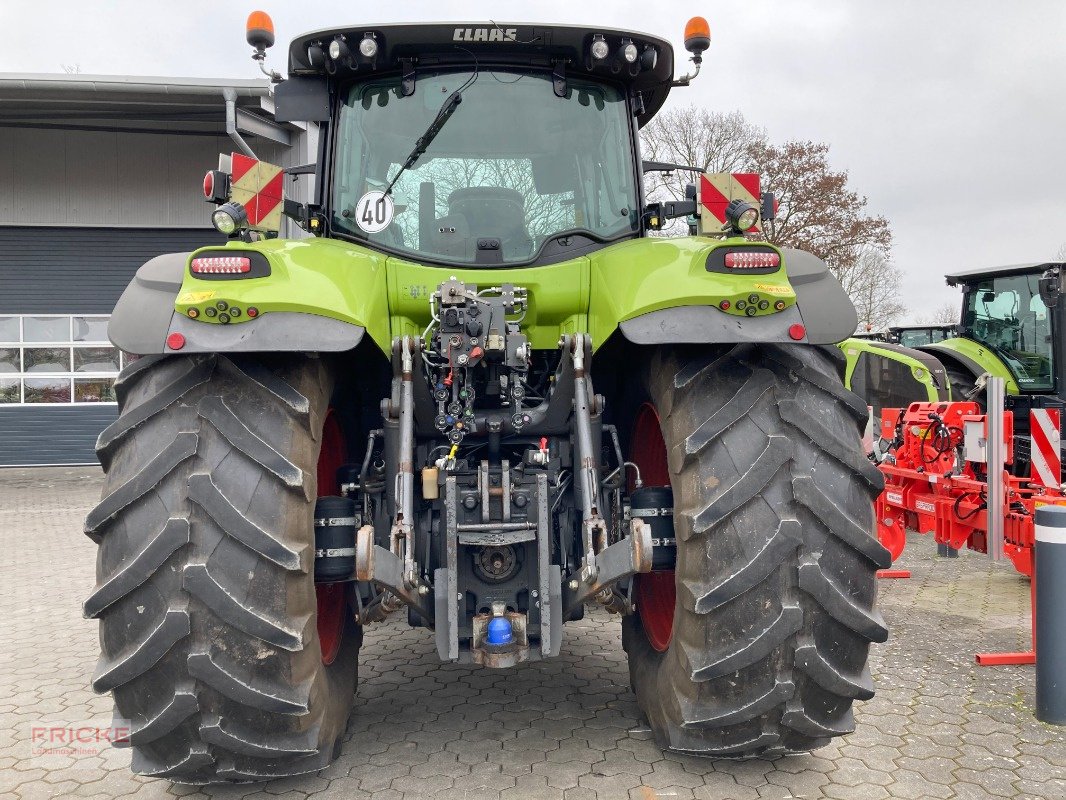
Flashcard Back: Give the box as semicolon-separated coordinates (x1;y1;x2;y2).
944;262;1066;286
0;73;299;140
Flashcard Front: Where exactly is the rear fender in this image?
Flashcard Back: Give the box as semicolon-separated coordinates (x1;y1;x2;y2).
590;238;857;347
108;239;391;355
920;339;1020;395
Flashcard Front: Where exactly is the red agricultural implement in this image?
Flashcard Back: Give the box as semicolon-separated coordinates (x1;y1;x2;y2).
874;401;1064;578
872;400;1064;665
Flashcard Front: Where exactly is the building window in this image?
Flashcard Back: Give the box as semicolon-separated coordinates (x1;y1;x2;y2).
0;315;124;405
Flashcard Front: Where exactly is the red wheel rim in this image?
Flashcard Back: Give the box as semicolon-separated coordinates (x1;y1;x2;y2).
630;403;675;652
316;409;347;665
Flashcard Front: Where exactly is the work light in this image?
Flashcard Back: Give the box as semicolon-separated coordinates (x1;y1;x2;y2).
359;34;378;59
619;39;638;63
329;36;349;61
306;43;326;68
724;199;759;233
212;202;248;235
590;35;608;60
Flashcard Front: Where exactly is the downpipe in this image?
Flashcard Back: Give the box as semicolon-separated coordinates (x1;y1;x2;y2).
223;87;257;159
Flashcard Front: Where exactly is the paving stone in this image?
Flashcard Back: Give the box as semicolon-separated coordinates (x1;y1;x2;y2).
6;471;1066;799
533;760;593;790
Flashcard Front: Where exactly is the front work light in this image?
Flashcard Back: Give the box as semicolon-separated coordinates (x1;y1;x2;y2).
359;34;378;59
307;43;326;68
724;199;759;233
212;202;248;235
619;39;638;63
329;36;350;61
590;34;609;60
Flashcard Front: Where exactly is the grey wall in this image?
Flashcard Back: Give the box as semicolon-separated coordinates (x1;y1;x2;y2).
0;405;117;465
0;126;313;231
0;227;223;314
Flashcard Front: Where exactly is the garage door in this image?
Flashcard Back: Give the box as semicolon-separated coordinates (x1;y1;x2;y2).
0;227;221;466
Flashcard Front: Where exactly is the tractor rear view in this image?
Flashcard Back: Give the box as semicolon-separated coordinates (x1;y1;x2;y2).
85;12;889;782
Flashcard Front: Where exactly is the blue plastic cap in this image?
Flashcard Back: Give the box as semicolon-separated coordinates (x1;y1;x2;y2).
486;616;513;645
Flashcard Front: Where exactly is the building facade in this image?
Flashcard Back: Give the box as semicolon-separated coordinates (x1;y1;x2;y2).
0;73;314;465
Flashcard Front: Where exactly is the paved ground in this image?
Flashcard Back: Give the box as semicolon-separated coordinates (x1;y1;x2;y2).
1;466;1064;799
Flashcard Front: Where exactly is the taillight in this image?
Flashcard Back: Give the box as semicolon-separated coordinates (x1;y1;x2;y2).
190;256;251;275
724;251;780;269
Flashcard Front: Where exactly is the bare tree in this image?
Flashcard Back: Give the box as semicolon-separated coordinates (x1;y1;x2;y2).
640;107;766;202
1055;242;1066;261
833;246;906;331
915;302;959;325
750;140;891;268
61;63;81;75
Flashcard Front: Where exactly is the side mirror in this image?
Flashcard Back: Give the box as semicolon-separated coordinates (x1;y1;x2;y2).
246;11;275;53
1039;267;1062;308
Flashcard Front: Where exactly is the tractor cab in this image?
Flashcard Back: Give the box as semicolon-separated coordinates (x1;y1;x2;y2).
263;22;704;266
914;262;1066;478
886;323;957;348
924;263;1065;398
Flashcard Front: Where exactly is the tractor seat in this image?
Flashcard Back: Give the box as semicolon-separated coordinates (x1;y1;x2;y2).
447;187;533;258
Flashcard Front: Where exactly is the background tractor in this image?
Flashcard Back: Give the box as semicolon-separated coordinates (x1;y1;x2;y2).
886;323;957;348
915;263;1065;478
85;12;889;782
839;336;950;420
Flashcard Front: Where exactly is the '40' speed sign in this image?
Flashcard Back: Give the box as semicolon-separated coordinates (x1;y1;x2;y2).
354;191;395;234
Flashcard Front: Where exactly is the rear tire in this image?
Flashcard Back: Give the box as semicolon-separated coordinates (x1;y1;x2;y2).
84;353;360;782
621;343;890;756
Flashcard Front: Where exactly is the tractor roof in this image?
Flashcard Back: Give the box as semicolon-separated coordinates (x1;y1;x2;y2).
887;324;956;332
945;262;1066;286
286;22;675;126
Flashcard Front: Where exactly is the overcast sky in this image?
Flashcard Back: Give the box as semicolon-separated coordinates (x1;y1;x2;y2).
2;1;1063;323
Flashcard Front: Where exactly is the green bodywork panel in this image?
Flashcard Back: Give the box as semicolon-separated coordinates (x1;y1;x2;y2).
176;238;393;351
173;234;796;354
925;337;1019;395
838;338;943;403
587;237;794;347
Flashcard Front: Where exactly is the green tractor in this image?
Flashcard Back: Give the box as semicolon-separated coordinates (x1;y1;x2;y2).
885;323;956;348
916;263;1065;475
84;12;889;782
839;336;951;421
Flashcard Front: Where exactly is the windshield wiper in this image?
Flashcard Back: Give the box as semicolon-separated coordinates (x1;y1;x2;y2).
384;90;463;197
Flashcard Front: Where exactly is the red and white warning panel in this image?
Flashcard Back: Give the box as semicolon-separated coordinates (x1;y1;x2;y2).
698;172;762;235
1030;408;1061;489
225;152;284;232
